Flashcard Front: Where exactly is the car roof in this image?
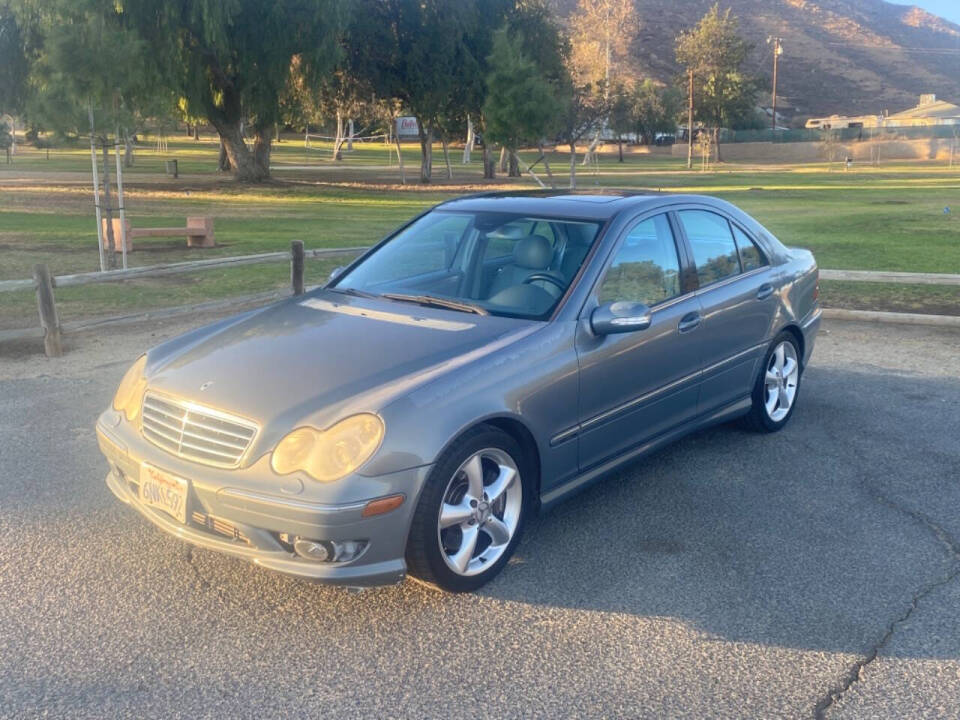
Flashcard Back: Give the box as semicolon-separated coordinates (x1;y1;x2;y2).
435;190;724;221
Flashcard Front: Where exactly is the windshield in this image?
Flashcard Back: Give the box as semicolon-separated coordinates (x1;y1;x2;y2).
332;210;603;319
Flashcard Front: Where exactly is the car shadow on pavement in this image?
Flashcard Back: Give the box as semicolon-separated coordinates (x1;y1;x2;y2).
474;366;960;658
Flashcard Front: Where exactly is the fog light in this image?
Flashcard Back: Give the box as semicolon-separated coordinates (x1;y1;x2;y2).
291;537;367;563
293;538;331;562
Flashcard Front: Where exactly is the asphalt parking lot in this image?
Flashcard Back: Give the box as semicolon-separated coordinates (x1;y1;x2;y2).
1;317;959;719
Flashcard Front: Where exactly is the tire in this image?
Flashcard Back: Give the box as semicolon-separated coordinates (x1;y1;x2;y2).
742;331;803;433
406;425;531;592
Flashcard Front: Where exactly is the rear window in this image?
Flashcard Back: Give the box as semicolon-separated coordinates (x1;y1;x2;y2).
678;210;741;286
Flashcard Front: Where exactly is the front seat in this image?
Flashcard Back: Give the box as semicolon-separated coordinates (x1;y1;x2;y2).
487;234;562;299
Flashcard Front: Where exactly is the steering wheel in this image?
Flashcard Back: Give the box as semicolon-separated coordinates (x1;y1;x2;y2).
522;271;566;294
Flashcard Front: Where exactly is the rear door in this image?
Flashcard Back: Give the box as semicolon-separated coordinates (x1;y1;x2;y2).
575;213;703;470
675;208;778;414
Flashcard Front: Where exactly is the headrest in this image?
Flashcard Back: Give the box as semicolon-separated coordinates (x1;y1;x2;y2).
513;234;552;270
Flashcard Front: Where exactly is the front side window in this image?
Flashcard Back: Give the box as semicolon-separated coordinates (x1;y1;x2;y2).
598;214;681;307
679;210;742;287
333;210;602;320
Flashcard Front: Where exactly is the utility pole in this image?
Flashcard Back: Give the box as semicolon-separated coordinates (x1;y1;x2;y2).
769;36;783;131
687;69;694;170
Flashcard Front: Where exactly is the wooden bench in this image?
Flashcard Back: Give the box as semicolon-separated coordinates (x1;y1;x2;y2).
101;216;215;252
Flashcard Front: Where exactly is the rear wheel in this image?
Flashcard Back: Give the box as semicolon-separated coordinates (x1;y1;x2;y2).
742;332;802;433
406;426;529;592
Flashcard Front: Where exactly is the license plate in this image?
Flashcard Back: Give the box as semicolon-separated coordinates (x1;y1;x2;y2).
139;462;189;525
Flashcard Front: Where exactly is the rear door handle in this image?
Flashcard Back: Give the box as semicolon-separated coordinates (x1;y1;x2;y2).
756;283;774;300
678;311;701;333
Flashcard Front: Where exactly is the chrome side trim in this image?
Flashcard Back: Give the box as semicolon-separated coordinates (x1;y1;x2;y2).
218;487;369;514
701;342;767;377
801;307;822;330
550;366;701;445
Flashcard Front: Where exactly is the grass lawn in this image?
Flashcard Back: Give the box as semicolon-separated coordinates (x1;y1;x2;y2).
2;133;959;331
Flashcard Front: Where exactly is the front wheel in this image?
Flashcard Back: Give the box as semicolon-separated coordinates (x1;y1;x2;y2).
742;332;802;433
406;426;529;592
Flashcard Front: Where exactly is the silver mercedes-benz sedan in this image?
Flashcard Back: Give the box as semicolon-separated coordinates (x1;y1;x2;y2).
97;191;820;592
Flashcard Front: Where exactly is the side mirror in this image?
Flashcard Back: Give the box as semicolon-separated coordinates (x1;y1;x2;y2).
590;301;652;336
328;266;345;283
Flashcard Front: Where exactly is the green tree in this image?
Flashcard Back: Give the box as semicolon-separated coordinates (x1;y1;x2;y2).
348;0;479;184
630;79;681;145
127;0;347;182
675;4;758;161
0;4;28;119
483;26;562;178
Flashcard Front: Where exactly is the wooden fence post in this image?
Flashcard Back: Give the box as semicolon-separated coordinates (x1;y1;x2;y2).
291;240;305;296
33;263;63;357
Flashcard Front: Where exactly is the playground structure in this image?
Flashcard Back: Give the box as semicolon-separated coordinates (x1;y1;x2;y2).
101;216;215;252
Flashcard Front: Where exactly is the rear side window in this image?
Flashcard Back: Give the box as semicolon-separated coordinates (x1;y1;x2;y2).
678;210;742;287
732;225;766;271
598;214;681;307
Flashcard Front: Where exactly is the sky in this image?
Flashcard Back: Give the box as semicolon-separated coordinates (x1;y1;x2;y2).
888;0;960;25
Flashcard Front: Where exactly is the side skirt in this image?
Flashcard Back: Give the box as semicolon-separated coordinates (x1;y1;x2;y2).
539;396;752;510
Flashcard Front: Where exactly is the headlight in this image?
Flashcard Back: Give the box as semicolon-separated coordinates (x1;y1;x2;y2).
112;355;148;423
271;414;384;483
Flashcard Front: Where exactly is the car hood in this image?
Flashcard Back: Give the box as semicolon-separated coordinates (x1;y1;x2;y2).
146;290;536;435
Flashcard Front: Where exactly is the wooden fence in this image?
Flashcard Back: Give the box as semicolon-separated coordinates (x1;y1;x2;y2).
0;242;369;356
1;249;958;357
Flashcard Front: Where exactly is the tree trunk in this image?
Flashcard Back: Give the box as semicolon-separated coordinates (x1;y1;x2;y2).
185;124;192;137
618;137;623;162
538;143;556;189
441;135;453;180
568;142;577;189
713;127;722;163
333;111;345;160
123;131;134;167
347;118;354;151
482;143;495;179
462;117;474;164
101;142;117;270
508;149;520;177
417;120;433;184
194;125;200;141
498;145;507;172
394;131;406;184
252;127;272;178
218;140;231;172
212;119;268;181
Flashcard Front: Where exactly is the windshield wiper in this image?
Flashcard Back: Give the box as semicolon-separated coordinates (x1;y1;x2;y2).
381;293;489;316
330;287;379;299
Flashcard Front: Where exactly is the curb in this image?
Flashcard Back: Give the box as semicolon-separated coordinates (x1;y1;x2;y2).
822;308;960;327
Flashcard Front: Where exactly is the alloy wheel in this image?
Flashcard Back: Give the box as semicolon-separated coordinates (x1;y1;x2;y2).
437;448;522;577
764;341;799;422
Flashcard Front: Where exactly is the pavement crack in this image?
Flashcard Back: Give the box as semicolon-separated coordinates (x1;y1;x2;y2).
813;492;960;719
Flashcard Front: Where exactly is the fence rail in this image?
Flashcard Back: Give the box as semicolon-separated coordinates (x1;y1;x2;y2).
1;242;369;356
2;247;959;357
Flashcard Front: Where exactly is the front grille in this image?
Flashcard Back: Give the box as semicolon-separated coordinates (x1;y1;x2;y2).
141;392;258;468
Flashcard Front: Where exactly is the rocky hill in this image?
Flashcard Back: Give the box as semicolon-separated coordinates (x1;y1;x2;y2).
551;0;960;119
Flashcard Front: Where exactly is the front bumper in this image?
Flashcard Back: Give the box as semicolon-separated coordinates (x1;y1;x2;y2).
97;413;431;587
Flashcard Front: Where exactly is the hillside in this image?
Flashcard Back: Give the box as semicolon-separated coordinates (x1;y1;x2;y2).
551;0;960;118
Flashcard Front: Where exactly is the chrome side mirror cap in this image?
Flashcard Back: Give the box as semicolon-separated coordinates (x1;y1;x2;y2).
590;301;652;335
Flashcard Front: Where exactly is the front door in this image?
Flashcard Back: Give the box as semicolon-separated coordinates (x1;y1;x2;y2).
575;213;703;471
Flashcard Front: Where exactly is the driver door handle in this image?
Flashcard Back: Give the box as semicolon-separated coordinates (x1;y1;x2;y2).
678;311;701;333
756;283;774;300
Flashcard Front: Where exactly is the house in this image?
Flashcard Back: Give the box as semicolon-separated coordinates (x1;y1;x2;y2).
805;95;960;130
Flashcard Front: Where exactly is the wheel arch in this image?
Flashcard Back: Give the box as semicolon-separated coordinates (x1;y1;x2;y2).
439;415;543;511
779;323;805;369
